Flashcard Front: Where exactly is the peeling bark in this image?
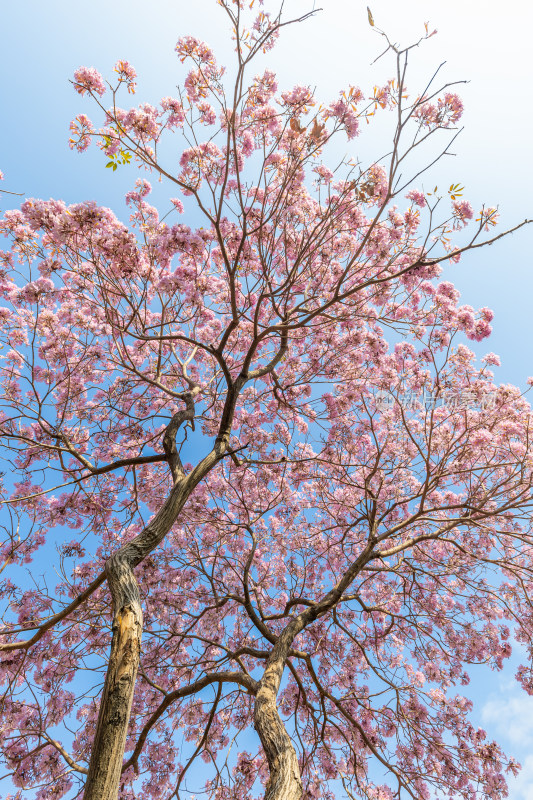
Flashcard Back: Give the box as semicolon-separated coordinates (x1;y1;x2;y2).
254;543;375;800
83;553;142;800
82;397;224;800
81;382;283;799
255;652;303;800
254;617;307;800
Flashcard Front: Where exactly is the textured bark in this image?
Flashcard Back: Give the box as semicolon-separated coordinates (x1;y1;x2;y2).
83;553;142;800
83;417;223;799
82;382;281;799
254;648;303;800
254;543;376;800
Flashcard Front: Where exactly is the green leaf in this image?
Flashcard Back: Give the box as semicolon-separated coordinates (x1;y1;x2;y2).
105;162;115;168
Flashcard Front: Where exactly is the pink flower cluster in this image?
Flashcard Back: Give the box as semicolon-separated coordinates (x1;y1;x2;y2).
407;189;426;208
365;164;389;203
114;104;159;140
73;66;106;97
372;83;392;109
452;199;474;228
175;36;215;65
113;59;137;94
249;69;278;105
439;92;464;124
414;92;464;128
197;102;217;125
314;165;334;183
160;97;186;129
281;85;315;112
170;197;184;214
327;98;360;140
179;142;225;190
68;114;93;152
479;206;500;231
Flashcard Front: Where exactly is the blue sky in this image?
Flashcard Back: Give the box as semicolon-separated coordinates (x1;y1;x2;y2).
2;0;532;382
1;0;533;796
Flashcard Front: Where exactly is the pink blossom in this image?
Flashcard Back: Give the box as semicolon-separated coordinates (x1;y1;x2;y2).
482;352;501;367
365;164;389;203
414;100;438;127
439;92;464;124
314;165;334;183
161;96;186;128
240;130;255;157
436;281;460;303
415;92;464;128
170;197;184;214
407;189;426;208
118;103;159;140
113;59;137;94
403;207;420;231
250;103;282;135
249;69;278;105
372;83;392;109
453;199;474;225
281;85;315;112
185;69;210;102
133;178;152;198
197;102;217;125
327;98;359;139
0;306;11;324
175;36;215;65
479;206;500;231
251;11;280;53
456;304;475;331
73;66;106;97
68;114;93;152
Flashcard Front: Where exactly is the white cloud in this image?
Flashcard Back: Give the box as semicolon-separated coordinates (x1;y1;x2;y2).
507;756;533;800
480;676;533;799
482;691;533;749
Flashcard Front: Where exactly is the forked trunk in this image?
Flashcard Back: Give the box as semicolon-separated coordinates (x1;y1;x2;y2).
81;438;222;799
253;547;374;800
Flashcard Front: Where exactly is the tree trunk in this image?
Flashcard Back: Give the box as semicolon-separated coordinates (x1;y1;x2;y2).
81;388;249;798
254;625;304;800
255;680;303;800
82;442;221;799
83;552;142;800
253;545;375;800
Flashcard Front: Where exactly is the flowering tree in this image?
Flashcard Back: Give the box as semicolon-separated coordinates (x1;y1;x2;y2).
0;3;532;800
